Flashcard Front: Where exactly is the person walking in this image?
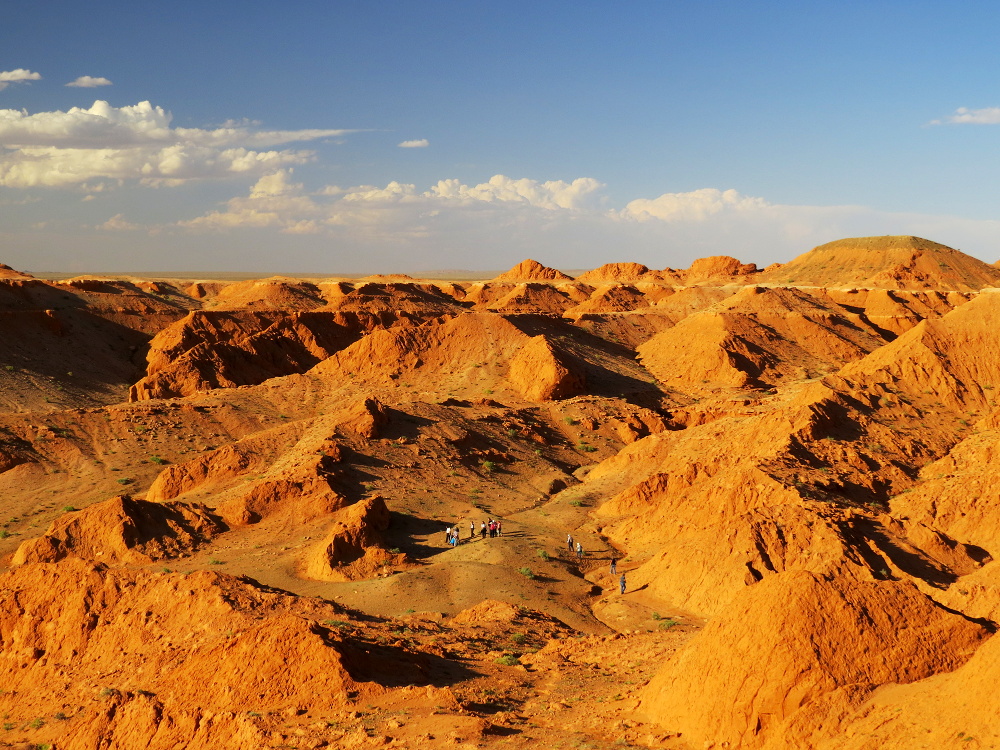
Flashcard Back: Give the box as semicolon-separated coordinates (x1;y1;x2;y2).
610;557;617;575
445;526;452;545
567;534;574;553
470;521;475;540
497;519;503;537
576;542;583;560
619;573;627;595
480;521;487;540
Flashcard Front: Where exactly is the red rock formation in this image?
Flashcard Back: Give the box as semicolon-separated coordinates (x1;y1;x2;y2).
563;284;652;317
804;629;1000;749
684;255;760;284
146;436;281;503
12;495;225;565
0;263;32;279
575;262;653;283
642;571;989;749
0;559;381;748
334;394;389;438
492;258;574;282
206;276;326;310
302;495;405;581
130;310;406;400
506;335;586;401
313;312;533;388
638;286;886;392
761;235;1000;291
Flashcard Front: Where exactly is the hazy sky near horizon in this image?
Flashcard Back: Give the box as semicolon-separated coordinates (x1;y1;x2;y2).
4;1;1000;273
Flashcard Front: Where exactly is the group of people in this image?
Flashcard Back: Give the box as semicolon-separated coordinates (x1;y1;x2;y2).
444;518;503;546
440;524;628;593
567;533;627;593
566;533;585;559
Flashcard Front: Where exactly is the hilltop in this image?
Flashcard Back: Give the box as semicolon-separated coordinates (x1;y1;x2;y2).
761;235;1000;290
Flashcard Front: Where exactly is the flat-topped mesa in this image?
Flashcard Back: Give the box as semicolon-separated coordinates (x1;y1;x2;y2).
761;235;1000;291
491;258;574;282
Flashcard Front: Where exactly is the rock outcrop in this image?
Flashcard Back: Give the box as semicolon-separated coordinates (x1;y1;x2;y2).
492;258;574;282
12;495;226;565
302;495;406;581
642;571;989;749
506;335;586;401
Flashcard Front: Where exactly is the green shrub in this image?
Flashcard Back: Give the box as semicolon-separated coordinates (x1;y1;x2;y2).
510;633;527;644
495;654;521;666
62;505;77;512
481;460;496;473
518;566;536;580
536;549;550;561
658;618;679;630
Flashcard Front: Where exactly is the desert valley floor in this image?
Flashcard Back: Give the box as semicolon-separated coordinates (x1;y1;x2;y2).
0;235;999;749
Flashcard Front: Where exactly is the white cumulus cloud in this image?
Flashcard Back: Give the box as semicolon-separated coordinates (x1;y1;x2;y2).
930;106;1000;125
619;188;769;222
398;139;429;148
66;76;113;88
0;100;356;188
0;69;41;91
178;170;324;233
428;175;604;210
98;214;140;231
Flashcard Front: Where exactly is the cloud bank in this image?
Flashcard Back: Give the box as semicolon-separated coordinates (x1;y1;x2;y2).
161;171;1000;271
178;172;606;235
0;100;357;188
398;139;429;148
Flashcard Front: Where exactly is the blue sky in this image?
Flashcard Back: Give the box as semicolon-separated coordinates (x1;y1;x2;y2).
3;1;1000;273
